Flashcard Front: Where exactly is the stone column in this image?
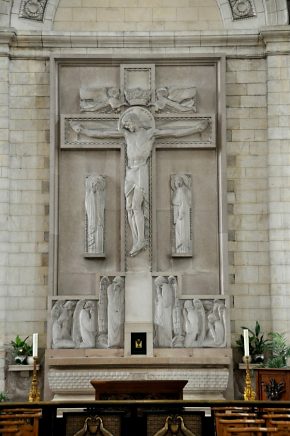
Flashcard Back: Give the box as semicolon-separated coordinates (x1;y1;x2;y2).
264;28;290;337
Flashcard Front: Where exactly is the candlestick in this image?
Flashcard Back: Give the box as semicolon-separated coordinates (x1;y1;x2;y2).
32;333;38;358
243;329;249;357
28;357;40;402
243;355;256;400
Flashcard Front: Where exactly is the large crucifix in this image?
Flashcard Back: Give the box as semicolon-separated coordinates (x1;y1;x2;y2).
69;106;209;257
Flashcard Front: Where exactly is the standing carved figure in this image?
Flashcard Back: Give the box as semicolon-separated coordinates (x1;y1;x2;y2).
107;276;125;348
171;174;192;255
97;276;109;347
154;276;174;347
85;175;105;254
72;300;97;348
208;299;226;346
183;300;199;347
70;109;208;257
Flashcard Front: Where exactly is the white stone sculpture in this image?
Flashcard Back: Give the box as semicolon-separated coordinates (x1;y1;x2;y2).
183;300;200;347
70;108;208;256
154;276;174;347
154;87;197;112
107;276;125;348
80;86;123;112
97;276;109;348
207;299;226;346
85;175;106;255
72;300;97;348
171;174;192;255
51;300;76;348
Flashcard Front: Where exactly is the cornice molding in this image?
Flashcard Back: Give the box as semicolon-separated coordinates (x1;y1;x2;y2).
7;29;262;49
1;27;289;55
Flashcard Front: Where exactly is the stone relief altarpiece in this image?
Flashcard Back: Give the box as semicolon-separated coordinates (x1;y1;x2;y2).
49;57;228;354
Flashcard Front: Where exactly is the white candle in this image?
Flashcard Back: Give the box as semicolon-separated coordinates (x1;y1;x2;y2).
32;333;38;358
243;329;249;357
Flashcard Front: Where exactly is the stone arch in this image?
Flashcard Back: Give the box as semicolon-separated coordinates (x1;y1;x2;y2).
216;0;288;28
6;0;290;32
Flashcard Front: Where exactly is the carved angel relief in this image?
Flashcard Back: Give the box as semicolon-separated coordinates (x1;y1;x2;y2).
153;277;226;349
154;87;197;113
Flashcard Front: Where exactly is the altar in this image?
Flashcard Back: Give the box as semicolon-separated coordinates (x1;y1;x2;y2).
45;53;231;401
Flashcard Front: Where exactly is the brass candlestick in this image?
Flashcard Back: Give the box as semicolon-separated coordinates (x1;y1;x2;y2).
28;357;40;402
243;355;256;400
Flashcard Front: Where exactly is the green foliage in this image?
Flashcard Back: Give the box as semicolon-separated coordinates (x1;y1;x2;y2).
0;392;8;402
236;321;270;356
10;335;32;356
266;332;290;368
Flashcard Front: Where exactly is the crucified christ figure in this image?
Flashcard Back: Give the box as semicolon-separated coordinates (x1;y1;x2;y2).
70;107;208;256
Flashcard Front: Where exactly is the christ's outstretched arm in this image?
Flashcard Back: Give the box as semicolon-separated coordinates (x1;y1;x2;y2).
70;121;123;138
154;119;208;139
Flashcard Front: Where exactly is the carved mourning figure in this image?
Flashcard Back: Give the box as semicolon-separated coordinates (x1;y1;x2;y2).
171;174;192;255
154;276;175;347
97;276;109;348
51;300;77;348
206;299;226;346
154;86;197;112
107;276;125;348
85;175;106;255
80;86;123;113
72;300;97;348
70;108;208;256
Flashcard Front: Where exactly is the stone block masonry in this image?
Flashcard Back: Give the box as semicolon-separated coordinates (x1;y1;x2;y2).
5;59;50;356
226;58;271;338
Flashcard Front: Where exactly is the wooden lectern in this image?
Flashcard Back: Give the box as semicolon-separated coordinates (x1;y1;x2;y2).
90;380;188;400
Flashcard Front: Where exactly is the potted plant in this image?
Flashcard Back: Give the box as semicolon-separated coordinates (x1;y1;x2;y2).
236;321;270;363
10;335;32;364
266;332;290;368
0;392;8;402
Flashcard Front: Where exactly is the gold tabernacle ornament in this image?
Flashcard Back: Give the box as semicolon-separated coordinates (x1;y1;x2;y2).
243;355;256;400
28;357;40;402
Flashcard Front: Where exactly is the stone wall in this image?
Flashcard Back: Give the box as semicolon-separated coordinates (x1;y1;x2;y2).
0;52;9;393
226;58;271;335
53;0;223;31
267;52;290;334
4;57;50;366
0;20;290;397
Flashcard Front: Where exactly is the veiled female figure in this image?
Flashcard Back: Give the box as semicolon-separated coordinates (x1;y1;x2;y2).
107;276;125;348
171;174;192;254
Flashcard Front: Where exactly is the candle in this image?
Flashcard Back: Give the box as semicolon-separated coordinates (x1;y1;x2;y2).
243;329;249;357
32;333;38;358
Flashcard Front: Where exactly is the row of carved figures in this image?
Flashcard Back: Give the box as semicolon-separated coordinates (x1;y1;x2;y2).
51;276;226;349
80;85;197;113
154;276;226;348
85;173;192;256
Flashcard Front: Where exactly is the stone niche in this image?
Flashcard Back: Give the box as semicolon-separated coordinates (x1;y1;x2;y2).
45;54;231;400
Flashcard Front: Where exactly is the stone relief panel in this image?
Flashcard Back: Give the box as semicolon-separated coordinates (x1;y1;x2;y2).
154;86;197;113
80;86;123;113
50;278;125;349
171;174;192;257
84;174;106;257
19;0;48;21
99;276;125;348
153;276;227;348
50;299;99;349
121;64;155;108
229;0;256;20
